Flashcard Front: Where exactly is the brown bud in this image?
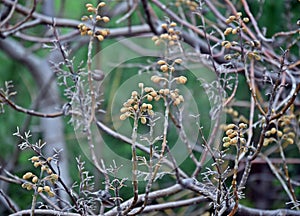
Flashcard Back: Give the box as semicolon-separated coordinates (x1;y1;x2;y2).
157;60;166;65
44;186;51;193
37;187;43;193
98;2;106;7
32;176;38;183
102;16;110;23
141;117;147;124
170;22;177;27
160;65;168;72
23;172;33;180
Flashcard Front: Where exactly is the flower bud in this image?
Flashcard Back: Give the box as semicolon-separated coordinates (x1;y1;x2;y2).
98;2;106;7
102;16;110;23
160;65;168;72
23;172;33;180
170;22;177;27
44;186;51;193
32;176;38;183
37;187;43;193
157;60;166;65
141;117;147;124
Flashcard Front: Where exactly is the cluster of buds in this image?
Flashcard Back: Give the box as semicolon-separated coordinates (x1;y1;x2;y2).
156;58;183;73
221;40;239;49
247;51;261;61
263;126;281;146
222;123;247;148
264;114;296;146
22;172;57;197
120;83;155;124
151;58;187;84
223;12;248;44
225;12;249;25
222;12;262;61
78;2;110;41
145;86;185;106
22;172;39;186
152;22;180;46
175;0;198;11
168;89;185;106
144;86;160;102
224;12;249;35
37;185;55;197
30;156;54;175
152;59;186;106
21;156;59;197
246;40;261;48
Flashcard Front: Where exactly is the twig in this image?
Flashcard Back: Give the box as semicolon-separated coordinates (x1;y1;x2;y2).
0;0;18;28
105;183;184;216
0;91;65;118
241;0;273;42
228;129;242;216
122;111;140;215
116;0;138;24
260;153;296;207
2;0;37;33
0;189;18;213
277;140;299;209
130;116;156;215
9;209;80;216
129;196;207;214
96;120;188;178
270;83;300;121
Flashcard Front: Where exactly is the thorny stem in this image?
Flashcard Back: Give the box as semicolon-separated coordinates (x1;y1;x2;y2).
131;117;156;215
151;65;172;181
122;112;140;215
52;22;76;75
197;125;223;213
87;22;97;125
238;78;255;162
194;3;225;179
195;107;223;177
250;51;293;162
82;14;110;188
152;96;170;181
95;120;189;179
238;160;252;190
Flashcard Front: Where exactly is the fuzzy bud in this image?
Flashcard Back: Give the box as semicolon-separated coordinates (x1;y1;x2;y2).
160;65;168;72
102;16;110;23
23;172;33;180
44;186;51;193
141;117;147;124
98;2;106;7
